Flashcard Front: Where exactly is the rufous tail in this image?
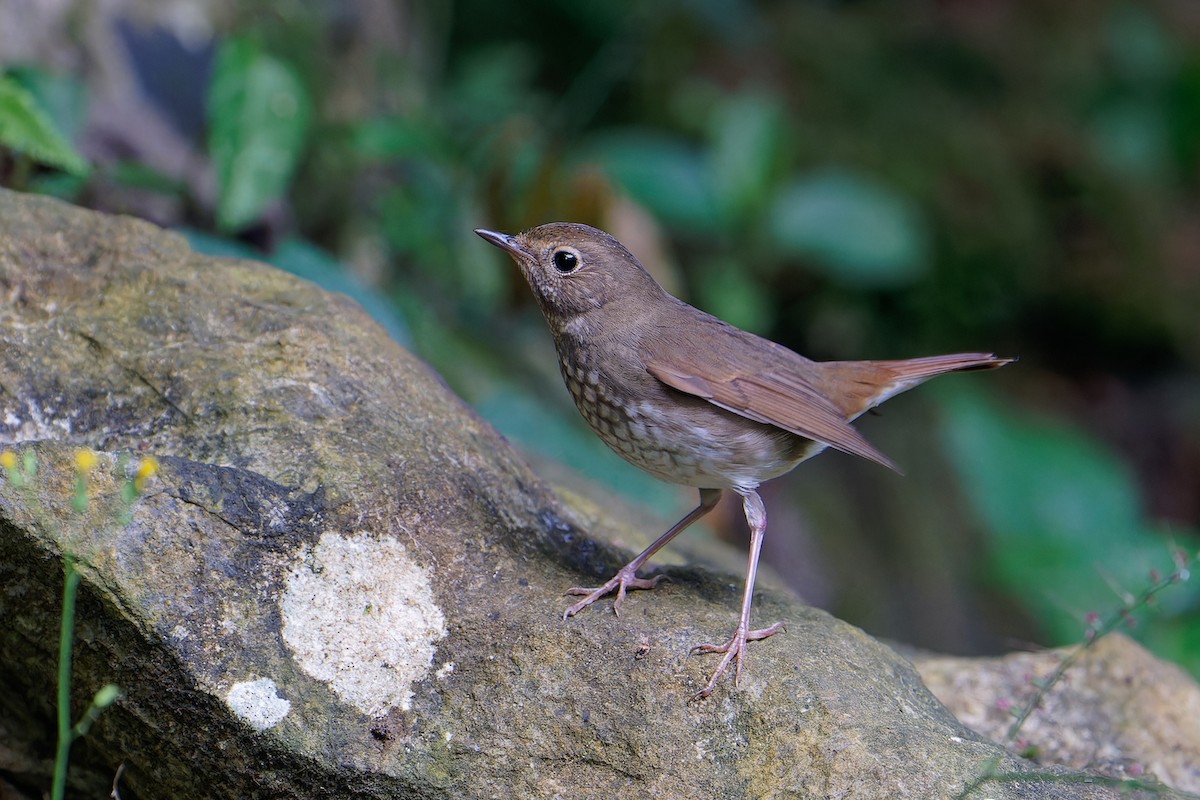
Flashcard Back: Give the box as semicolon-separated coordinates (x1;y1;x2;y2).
816;352;1014;421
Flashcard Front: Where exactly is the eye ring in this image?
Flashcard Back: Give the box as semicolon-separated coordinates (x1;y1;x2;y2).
551;248;580;274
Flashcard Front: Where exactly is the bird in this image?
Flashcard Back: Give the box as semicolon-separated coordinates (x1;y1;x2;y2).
475;222;1012;700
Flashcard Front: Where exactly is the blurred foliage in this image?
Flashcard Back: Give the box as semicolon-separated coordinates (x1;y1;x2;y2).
941;386;1199;672
208;38;312;231
1;0;1198;669
0;72;89;179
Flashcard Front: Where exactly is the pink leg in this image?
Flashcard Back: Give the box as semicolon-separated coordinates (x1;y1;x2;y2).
564;488;723;620
690;490;784;700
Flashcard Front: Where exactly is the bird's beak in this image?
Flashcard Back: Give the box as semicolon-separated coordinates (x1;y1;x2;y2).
474;228;527;258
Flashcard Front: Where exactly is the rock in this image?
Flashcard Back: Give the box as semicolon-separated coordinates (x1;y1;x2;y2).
915;633;1200;794
0;188;1182;799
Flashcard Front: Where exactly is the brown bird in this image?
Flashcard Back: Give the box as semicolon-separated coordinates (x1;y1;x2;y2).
476;223;1012;700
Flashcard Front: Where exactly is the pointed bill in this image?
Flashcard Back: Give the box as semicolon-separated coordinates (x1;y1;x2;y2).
474;229;527;259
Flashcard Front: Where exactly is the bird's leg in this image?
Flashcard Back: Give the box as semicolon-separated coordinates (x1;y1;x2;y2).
690;490;784;700
564;488;723;620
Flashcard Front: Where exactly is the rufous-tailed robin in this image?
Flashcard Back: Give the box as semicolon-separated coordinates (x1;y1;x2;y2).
476;223;1011;700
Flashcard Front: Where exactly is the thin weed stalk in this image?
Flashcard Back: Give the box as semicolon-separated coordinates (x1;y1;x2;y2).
51;560;82;800
957;549;1192;798
2;448;152;798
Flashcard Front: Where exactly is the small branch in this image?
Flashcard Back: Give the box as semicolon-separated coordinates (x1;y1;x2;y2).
1002;564;1188;744
957;550;1191;799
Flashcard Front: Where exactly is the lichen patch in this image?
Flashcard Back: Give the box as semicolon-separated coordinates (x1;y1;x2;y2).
280;531;447;716
227;677;291;731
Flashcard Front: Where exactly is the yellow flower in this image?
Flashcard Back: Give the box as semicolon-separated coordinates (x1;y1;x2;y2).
135;456;159;481
74;449;98;472
133;456;159;491
0;451;15;471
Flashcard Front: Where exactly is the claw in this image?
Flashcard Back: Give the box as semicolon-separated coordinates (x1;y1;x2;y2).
562;568;668;620
689;621;785;701
560;489;720;623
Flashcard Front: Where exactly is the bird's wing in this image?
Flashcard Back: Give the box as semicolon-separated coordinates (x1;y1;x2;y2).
640;321;896;471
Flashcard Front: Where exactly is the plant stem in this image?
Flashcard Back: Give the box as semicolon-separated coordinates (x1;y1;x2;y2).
50;560;80;800
1002;568;1183;743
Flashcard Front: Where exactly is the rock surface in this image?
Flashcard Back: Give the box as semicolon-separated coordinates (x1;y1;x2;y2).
0;188;1185;799
916;634;1200;794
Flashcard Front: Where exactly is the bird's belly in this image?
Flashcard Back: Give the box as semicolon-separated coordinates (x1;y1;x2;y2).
559;358;819;492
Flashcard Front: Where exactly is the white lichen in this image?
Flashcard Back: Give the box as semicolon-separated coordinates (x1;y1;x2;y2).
279;531;447;716
227;677;291;731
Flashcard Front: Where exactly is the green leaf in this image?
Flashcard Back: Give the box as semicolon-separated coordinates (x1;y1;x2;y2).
587;131;719;231
940;387;1142;547
0;76;89;176
450;45;541;129
208;39;311;231
28;172;87;200
92;684;122;709
938;386;1180;643
110;161;187;195
1104;4;1174;86
6;66;88;142
767;168;929;287
708;91;784;223
1089;100;1170;180
352;114;444;161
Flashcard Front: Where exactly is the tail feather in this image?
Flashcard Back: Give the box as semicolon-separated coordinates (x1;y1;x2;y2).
817;353;1014;419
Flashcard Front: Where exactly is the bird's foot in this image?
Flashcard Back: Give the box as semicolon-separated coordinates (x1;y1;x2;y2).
689;621;785;701
563;565;669;620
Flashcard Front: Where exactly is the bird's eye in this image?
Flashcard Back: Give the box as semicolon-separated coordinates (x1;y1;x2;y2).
551;249;579;273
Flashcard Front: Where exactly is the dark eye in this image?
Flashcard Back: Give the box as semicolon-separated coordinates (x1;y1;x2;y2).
552;249;579;273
